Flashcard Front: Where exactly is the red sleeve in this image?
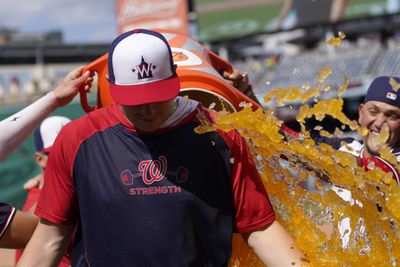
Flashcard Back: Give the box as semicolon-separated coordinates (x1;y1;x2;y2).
35;125;79;225
359;156;400;184
220;130;276;233
21;188;41;212
35;105;123;225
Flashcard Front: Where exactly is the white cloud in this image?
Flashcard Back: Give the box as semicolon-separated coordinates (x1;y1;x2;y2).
0;0;117;43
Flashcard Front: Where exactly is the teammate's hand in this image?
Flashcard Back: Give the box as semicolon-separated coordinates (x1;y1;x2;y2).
23;175;44;190
222;70;249;93
52;66;93;107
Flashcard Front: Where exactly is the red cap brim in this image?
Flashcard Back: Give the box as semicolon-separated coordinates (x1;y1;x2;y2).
109;75;180;106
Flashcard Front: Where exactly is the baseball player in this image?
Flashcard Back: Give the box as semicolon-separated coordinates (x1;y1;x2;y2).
18;29;305;267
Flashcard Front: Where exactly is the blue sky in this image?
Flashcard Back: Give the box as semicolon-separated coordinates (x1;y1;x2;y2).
0;0;118;43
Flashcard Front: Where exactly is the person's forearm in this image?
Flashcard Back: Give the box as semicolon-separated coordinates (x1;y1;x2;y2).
242;85;262;106
17;219;73;267
0;210;38;249
245;220;306;267
0;92;58;161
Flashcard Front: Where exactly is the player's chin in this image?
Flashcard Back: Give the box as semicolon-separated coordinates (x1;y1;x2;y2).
135;121;163;132
365;140;383;156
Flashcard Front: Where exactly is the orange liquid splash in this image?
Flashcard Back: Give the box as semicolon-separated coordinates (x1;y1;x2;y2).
195;64;400;266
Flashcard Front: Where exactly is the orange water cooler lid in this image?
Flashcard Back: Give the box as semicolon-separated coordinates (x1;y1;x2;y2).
79;30;261;113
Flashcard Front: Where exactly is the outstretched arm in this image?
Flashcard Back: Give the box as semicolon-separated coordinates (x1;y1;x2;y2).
0;210;38;249
16;218;75;267
243;220;306;267
0;66;92;161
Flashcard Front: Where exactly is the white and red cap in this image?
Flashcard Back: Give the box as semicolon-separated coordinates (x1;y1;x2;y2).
34;116;71;153
107;29;180;106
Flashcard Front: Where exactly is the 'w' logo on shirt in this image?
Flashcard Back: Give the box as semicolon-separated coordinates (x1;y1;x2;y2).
120;156;189;186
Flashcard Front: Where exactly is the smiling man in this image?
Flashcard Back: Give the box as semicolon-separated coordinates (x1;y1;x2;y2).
357;76;400;160
322;76;400;248
336;76;400;183
318;76;400;183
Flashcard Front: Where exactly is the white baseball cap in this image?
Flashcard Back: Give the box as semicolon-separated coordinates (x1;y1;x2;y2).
107;29;180;106
34;116;71;153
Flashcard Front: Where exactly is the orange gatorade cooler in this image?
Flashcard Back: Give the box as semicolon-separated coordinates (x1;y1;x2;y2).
79;30;261;113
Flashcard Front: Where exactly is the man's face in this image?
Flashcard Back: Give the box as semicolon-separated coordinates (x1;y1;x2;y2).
121;99;176;132
358;100;400;155
34;151;49;170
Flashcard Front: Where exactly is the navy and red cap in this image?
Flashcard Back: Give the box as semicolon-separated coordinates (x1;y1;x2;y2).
107;29;180;106
364;76;400;107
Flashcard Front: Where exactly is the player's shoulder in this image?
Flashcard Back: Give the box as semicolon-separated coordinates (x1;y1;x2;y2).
196;105;244;146
58;105;120;143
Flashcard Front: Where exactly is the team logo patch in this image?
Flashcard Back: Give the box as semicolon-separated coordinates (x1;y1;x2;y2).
171;47;202;67
120;156;189;196
386;92;397;101
172;51;189;62
120;156;189;186
132;56;156;79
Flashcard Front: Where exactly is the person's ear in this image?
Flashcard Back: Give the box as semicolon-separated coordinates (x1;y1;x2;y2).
358;103;365;124
34;152;46;168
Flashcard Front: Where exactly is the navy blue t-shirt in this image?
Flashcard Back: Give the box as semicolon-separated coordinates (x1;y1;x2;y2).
36;104;275;267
